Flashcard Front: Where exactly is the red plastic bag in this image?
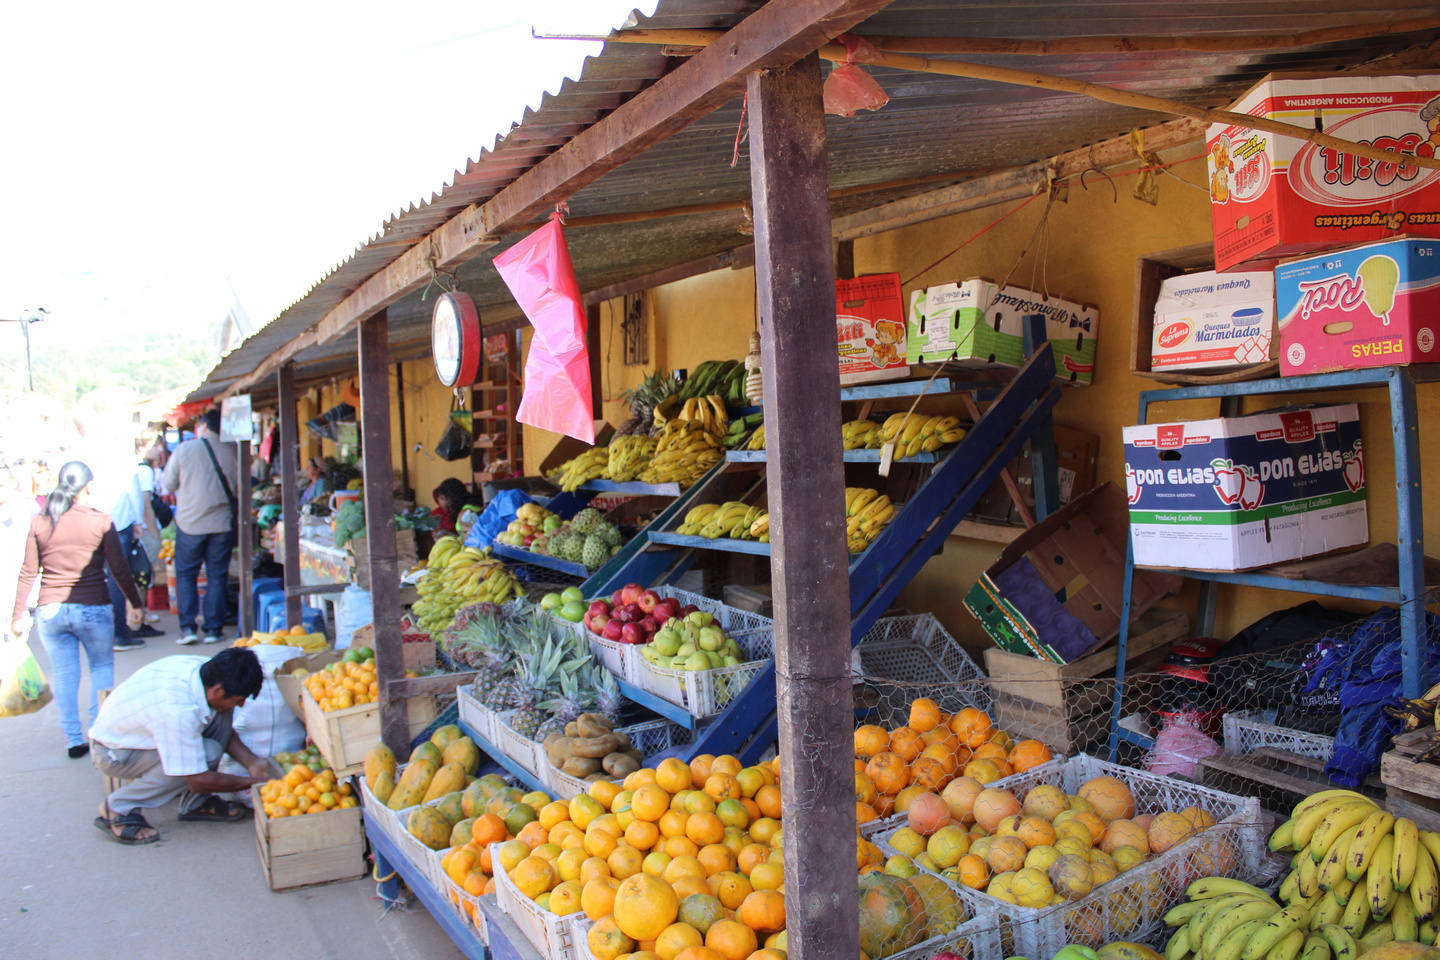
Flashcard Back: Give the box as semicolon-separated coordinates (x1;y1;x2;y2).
493;214;595;444
823;33;889;117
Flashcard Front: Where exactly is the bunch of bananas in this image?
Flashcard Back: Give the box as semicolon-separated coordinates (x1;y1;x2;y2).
845;487;894;553
880;413;968;458
637;420;723;487
1166;788;1440;960
555;447;609;492
605;435;658;483
1383;679;1440;763
842;419;884;450
412;540;522;634
655;395;729;438
746;425;766;451
676;501;767;540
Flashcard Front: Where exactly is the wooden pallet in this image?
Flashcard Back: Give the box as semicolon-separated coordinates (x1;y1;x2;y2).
1200;746;1384;817
1381;727;1440;832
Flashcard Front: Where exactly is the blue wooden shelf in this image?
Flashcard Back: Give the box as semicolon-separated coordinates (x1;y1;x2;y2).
491;541;592;578
647;531;773;556
726;448;942;464
458;720;548;794
1134;565;1440;604
840;377;959;400
579;479;684;496
617;677;700;729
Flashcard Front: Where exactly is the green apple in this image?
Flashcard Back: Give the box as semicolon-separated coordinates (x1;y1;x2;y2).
561;586;584;604
543;515;561;532
540;592;562;611
558;600;586;622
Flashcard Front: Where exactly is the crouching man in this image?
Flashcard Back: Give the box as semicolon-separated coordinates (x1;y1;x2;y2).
90;647;270;844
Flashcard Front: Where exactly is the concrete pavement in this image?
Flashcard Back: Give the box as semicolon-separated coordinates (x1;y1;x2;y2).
0;610;465;960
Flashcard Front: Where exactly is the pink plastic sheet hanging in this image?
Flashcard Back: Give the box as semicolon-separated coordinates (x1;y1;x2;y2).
492;213;595;443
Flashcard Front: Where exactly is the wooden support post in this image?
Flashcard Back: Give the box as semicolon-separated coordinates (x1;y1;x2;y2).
358;310;408;754
277;363;303;629
748;54;858;960
396;362;411;501
237;438;253;637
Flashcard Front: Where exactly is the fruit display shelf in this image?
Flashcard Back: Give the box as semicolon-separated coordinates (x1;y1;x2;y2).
490;541;592;579
491;841;584;960
543;718;692;800
726;448;943;463
577;479;683;496
874;754;1264;960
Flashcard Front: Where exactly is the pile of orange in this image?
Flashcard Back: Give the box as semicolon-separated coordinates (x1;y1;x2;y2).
258;762;357;818
303;657;380;712
234;624;312;648
852;702;1053;822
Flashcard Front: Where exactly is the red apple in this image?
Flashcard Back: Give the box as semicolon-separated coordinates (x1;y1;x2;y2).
611;589;625;607
679;604;700;618
621;583;644;606
585;612;609;635
620;622;643;645
588;600;611;618
651;605;673;626
638;617;657;635
522;535;535;546
623;603;644;622
637;589;660;613
602;619;624;642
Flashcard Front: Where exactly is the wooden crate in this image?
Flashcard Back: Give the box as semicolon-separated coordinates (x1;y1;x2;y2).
1382;727;1440;832
350;624;435;673
301;685;437;777
983;609;1187;753
252;784;366;891
275;650;345;721
348;529;417;592
1201;746;1384;819
1130;243;1278;386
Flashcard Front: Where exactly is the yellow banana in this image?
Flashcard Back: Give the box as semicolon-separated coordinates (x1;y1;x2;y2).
1205;899;1281;957
1301;934;1331;960
1293;791;1376;825
1393;891;1420;942
1357;922;1394;952
849;488;879;517
1395;817;1420;892
1165;925;1190;960
1346;809;1396;881
858;495;892;523
1333;876;1357;907
1412;843;1439;921
1368;833;1397;919
1221;919;1275;960
1320;824;1363;891
1312;802;1380;862
1268;929;1306;960
1312;890;1345;930
1341;879;1371;935
1299;847;1322;898
1165;901;1207;927
1317;924;1357;960
1244;903;1317;960
1297;797;1370;851
1190;877;1281;903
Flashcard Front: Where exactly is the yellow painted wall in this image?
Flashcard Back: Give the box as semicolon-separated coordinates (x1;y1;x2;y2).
569;153;1440;652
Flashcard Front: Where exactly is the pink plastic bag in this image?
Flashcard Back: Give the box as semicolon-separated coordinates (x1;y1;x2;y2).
823;33;889;117
493;214;595;443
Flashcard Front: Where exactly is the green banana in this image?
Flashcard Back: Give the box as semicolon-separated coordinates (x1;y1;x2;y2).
1220;919;1274;960
1301;934;1331;960
1267;929;1306;960
1206;899;1280;957
1166;924;1190;960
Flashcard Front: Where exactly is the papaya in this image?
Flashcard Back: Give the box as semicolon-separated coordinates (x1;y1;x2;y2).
364;742;396;791
451;817;476;847
441;736;481;776
430;724;463;751
857;872;926;959
486;787;526;818
477;773;508;793
372;770;396;805
435;790;466;826
386;759;438;810
422;761;467;803
410;741;443;767
461;780;491;819
408;805;452;851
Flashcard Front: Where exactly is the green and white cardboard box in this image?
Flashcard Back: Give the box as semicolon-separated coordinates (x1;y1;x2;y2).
1122;403;1368;572
905;278;1098;385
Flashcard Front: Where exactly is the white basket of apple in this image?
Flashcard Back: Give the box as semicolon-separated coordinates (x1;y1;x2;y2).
633;613;774;719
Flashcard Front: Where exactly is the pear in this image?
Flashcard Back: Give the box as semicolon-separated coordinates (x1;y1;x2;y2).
684;652;711;671
698;626;724;651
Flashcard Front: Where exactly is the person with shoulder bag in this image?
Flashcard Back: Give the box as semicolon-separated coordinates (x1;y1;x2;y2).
12;462;145;758
162;410;239;646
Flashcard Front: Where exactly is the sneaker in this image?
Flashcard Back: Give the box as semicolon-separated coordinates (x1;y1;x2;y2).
177;633;200;645
114;640;147;652
133;624;164;638
145;612;161;623
202;634;224;645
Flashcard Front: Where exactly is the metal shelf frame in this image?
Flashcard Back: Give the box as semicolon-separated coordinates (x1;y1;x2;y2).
1107;364;1438;759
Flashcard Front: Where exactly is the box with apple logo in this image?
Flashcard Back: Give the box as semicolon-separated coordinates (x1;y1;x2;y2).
1122;403;1367;572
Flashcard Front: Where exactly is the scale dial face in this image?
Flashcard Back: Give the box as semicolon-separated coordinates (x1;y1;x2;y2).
431;292;480;387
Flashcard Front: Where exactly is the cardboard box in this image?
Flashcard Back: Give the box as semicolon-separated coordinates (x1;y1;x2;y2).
276;649;345;721
1208;73;1440;272
1123;404;1368;571
252;784;365;891
1150;270;1276;371
836;273;910;384
1275;236;1440;374
906;278;1098;384
963;483;1181;663
971;425;1099;525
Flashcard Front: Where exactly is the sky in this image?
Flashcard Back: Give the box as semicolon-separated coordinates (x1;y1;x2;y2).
0;1;656;358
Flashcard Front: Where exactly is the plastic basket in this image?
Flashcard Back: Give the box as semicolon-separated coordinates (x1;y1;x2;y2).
438;863;490;944
544;719;694;800
585;632;640;685
665;586;773;632
1222;710;1336;761
855;613;993;719
874;754;1264;959
457;685;498;745
888;911;1004;960
494;710;546;777
491;842;581;960
631;628;774;719
388;803;448;893
358;774;406;849
859;756;1070;840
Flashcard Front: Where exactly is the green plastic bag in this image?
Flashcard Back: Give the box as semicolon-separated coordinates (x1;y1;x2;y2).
0;639;52;719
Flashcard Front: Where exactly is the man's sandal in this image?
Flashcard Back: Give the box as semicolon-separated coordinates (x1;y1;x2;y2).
94;809;159;845
177;796;248;822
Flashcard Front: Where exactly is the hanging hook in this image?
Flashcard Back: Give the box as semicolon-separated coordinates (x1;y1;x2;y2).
420;239;460;301
1078;167;1118;203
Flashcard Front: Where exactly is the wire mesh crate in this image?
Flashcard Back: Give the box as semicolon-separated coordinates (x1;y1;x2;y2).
1222;710;1336;761
855;614;992;719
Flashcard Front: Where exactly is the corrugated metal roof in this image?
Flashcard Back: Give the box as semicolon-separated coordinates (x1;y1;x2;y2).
188;0;1440;404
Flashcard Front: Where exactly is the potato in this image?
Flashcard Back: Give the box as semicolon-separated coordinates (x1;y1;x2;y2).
562;756;602;778
603;753;641;777
545;737;574;769
571;735;619;759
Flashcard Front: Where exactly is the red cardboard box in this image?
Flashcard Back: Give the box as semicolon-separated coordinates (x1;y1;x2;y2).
836;273;910;385
1208;73;1440;272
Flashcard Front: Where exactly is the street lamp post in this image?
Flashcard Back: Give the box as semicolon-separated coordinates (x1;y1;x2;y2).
0;309;48;391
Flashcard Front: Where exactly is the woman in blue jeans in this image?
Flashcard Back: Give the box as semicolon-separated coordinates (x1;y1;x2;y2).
11;462;145;758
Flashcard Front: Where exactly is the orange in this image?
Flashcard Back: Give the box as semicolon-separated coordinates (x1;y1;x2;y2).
511;855;557;900
715;799;750;831
697;843;737;877
446;847;478;885
590;780;623;810
613;873;682;941
734;768;766;799
585;828;620;860
642;850;673;877
518;821;550;850
588;915;636;960
910;756;949;792
748;861;784;891
683;792;717;816
671;876;710;900
609;844;645;880
865;752;910;796
582;876;622;920
533;842;564;863
709;870;753;910
737;843;770;876
854;724;890;759
655;922;705;960
687;813;726;847
957;853;990;889
704;774;741;803
663;855;707;885
625;768;659;792
665;836;701;859
888;726;924;763
739;798;761;823
854;774;877;806
496;839;531;873
706;918;759;960
856;801;878;824
753;785;782;821
908;697;943;733
751;949;788;960
689;755;715;786
748;817;780;846
571;794;606;830
710;755;742;778
556;847;590;882
721;828;748;858
659;809;691;839
679;892;727;934
626;818;661;851
471;813;506;846
919;743;959;776
463;868;487;897
949;707;995;749
632;785;671;823
736;889;786;936
656;757;694;794
550;880;583;917
674;948;727;960
590;813;624;839
580;856;613;887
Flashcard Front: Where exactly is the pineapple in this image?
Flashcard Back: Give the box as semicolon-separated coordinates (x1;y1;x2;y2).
449;609;513;705
595;666;623;726
535;670;594;742
616;369;675;437
508;636;564;739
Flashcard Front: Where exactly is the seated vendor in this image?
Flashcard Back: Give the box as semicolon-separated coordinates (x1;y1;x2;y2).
298;457;328;506
430;478;481;535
